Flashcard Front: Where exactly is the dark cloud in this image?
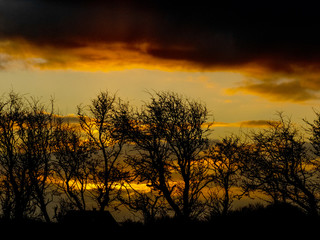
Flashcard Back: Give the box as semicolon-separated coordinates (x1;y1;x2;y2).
2;1;320;102
2;1;320;67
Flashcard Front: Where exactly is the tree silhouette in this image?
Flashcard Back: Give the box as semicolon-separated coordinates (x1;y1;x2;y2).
77;91;129;211
122;91;212;220
121;187;167;224
304;110;320;210
242;113;319;216
0;92;55;221
1;90;320;224
16;97;55;222
206;135;245;216
53;119;94;211
0;92;33;220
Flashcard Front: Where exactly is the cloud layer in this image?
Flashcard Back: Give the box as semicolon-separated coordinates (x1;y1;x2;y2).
212;120;280;128
1;1;320;102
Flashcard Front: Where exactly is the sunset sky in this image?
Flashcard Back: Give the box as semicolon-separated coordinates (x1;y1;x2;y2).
1;1;320;138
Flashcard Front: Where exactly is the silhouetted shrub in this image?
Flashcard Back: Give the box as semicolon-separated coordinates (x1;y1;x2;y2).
228;202;306;219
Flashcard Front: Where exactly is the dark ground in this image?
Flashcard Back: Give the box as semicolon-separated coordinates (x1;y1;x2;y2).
0;204;319;239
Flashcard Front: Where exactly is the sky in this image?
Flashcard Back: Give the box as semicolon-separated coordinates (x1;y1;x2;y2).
1;1;320;138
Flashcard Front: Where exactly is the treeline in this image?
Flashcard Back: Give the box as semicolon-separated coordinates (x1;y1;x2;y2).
1;90;320;223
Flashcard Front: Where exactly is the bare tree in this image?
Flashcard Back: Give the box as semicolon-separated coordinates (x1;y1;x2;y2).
305;110;320;158
0;92;33;220
16;98;55;222
242;113;319;216
304;110;320;207
121;186;167;224
206;135;245;216
77;91;128;211
123;91;212;221
53;119;94;211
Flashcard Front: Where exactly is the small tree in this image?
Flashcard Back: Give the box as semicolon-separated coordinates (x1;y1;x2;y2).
243;113;318;216
0;92;55;221
53;119;93;211
206;135;245;216
0;92;33;220
77;91;129;211
123;91;212;220
304;110;320;208
17;98;55;222
121;186;167;224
